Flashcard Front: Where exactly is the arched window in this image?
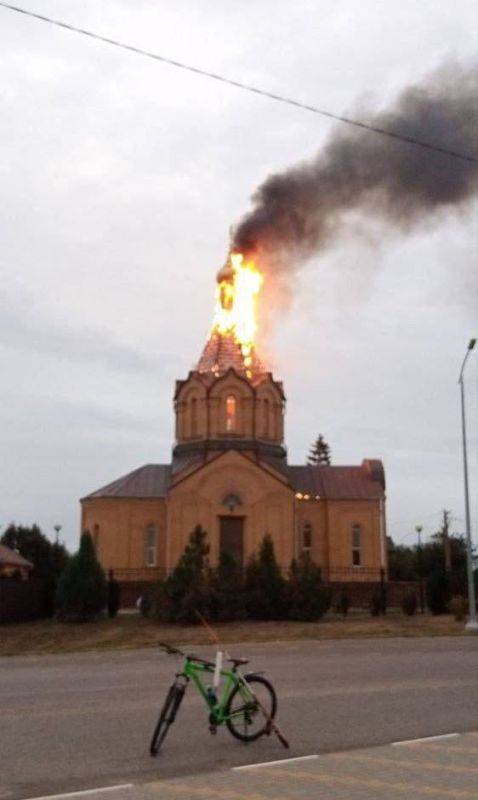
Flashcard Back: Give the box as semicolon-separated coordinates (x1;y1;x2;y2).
190;397;198;437
262;398;270;438
145;523;157;567
352;523;361;566
226;395;236;432
302;522;312;551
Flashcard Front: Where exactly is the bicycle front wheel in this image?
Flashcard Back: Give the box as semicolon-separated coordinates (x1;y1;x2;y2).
150;683;185;755
225;675;277;742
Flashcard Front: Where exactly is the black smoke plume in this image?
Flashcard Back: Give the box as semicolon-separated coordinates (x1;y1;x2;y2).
232;63;477;274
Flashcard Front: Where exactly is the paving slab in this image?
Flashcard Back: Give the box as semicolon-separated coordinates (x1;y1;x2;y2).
142;732;478;800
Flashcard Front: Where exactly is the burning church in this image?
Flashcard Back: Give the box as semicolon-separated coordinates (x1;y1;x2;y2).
79;61;478;592
80;252;387;586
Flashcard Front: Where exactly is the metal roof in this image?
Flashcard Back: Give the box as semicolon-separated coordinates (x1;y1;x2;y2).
0;544;34;569
197;331;265;378
82;464;171;500
288;463;385;500
83;459;384;501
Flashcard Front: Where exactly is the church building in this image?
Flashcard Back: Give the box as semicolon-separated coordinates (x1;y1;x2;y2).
80;257;387;585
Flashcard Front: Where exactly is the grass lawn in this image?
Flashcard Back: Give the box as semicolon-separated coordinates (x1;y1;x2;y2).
0;611;468;657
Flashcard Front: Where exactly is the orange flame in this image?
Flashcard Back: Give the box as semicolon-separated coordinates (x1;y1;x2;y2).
212;252;263;370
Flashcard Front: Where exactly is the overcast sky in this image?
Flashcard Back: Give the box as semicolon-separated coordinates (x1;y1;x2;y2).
1;0;477;552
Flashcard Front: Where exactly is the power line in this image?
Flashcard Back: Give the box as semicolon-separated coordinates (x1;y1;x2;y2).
1;1;477;165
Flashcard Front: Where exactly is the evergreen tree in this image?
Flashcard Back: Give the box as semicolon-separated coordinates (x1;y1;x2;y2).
56;531;107;621
245;534;287;620
210;550;246;621
1;523;69;579
426;569;451;615
155;525;211;623
1;523;70;615
288;554;331;621
307;434;331;465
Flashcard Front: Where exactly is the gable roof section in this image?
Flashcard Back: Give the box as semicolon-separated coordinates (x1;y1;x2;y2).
171;448;292;492
82;464;171;500
0;544;34;569
288;463;384;500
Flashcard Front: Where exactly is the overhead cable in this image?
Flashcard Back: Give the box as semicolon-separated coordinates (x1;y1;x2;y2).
1;1;477;165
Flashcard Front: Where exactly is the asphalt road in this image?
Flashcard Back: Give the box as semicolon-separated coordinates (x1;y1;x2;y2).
1;636;477;800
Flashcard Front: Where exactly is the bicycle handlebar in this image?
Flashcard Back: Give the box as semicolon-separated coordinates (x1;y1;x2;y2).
157;641;215;667
158;641;185;657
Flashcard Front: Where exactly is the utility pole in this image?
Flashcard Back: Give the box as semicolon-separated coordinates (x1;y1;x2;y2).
442;510;452;572
458;338;478;632
416;524;425;614
53;524;62;545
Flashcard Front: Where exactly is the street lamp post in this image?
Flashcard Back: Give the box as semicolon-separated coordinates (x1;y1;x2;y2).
458;338;478;632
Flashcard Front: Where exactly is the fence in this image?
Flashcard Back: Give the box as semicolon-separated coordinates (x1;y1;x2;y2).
112;567;419;610
0;576;49;623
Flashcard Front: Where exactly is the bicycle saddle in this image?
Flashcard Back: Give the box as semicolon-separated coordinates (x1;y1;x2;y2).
228;657;249;667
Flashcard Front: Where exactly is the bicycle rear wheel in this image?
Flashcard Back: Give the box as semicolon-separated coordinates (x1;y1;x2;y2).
225;675;277;742
150;682;186;755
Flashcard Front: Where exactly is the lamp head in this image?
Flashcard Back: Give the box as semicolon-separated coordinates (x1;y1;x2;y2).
468;338;476;351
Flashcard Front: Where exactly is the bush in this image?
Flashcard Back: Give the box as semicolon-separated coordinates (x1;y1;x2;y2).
335;591;350;618
426;569;450;615
401;593;418;616
245;535;287;620
450;595;467;621
209;551;246;621
155;525;210;623
55;532;107;622
1;523;70;617
288;555;331;621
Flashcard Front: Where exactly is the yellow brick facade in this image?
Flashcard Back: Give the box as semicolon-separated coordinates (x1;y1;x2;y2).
81;363;387;582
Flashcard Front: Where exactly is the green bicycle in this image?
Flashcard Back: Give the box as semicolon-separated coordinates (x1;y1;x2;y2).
150;642;278;754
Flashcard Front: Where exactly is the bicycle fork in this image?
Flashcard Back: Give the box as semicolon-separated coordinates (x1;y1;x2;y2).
168;675;188;724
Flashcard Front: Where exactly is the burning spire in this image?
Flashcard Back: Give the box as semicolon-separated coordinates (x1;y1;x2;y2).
197;252;265;379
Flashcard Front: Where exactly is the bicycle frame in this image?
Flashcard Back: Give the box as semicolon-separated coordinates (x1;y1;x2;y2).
182;659;248;725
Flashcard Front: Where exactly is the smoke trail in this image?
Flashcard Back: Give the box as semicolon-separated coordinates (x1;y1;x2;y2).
232;63;478;274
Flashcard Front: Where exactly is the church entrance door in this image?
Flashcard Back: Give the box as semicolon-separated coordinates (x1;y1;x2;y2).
219;516;244;566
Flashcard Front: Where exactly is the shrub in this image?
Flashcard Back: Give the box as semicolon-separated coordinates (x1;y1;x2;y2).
155;525;210;623
336;591;350;618
209;551;246;621
426;569;450;615
55;532;107;622
245;535;287;620
450;595;467;621
287;555;331;621
401;593;418;616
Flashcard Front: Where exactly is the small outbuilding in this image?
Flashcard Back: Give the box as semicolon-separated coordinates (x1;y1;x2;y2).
0;544;34;580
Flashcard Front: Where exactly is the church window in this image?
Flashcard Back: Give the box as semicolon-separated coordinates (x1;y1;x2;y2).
352;523;361;566
226;395;236;432
263;398;270;438
191;397;198;437
302;522;312;550
145;524;157;567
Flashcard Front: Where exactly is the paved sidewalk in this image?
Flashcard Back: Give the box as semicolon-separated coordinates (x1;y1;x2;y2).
145;732;478;800
112;731;478;800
